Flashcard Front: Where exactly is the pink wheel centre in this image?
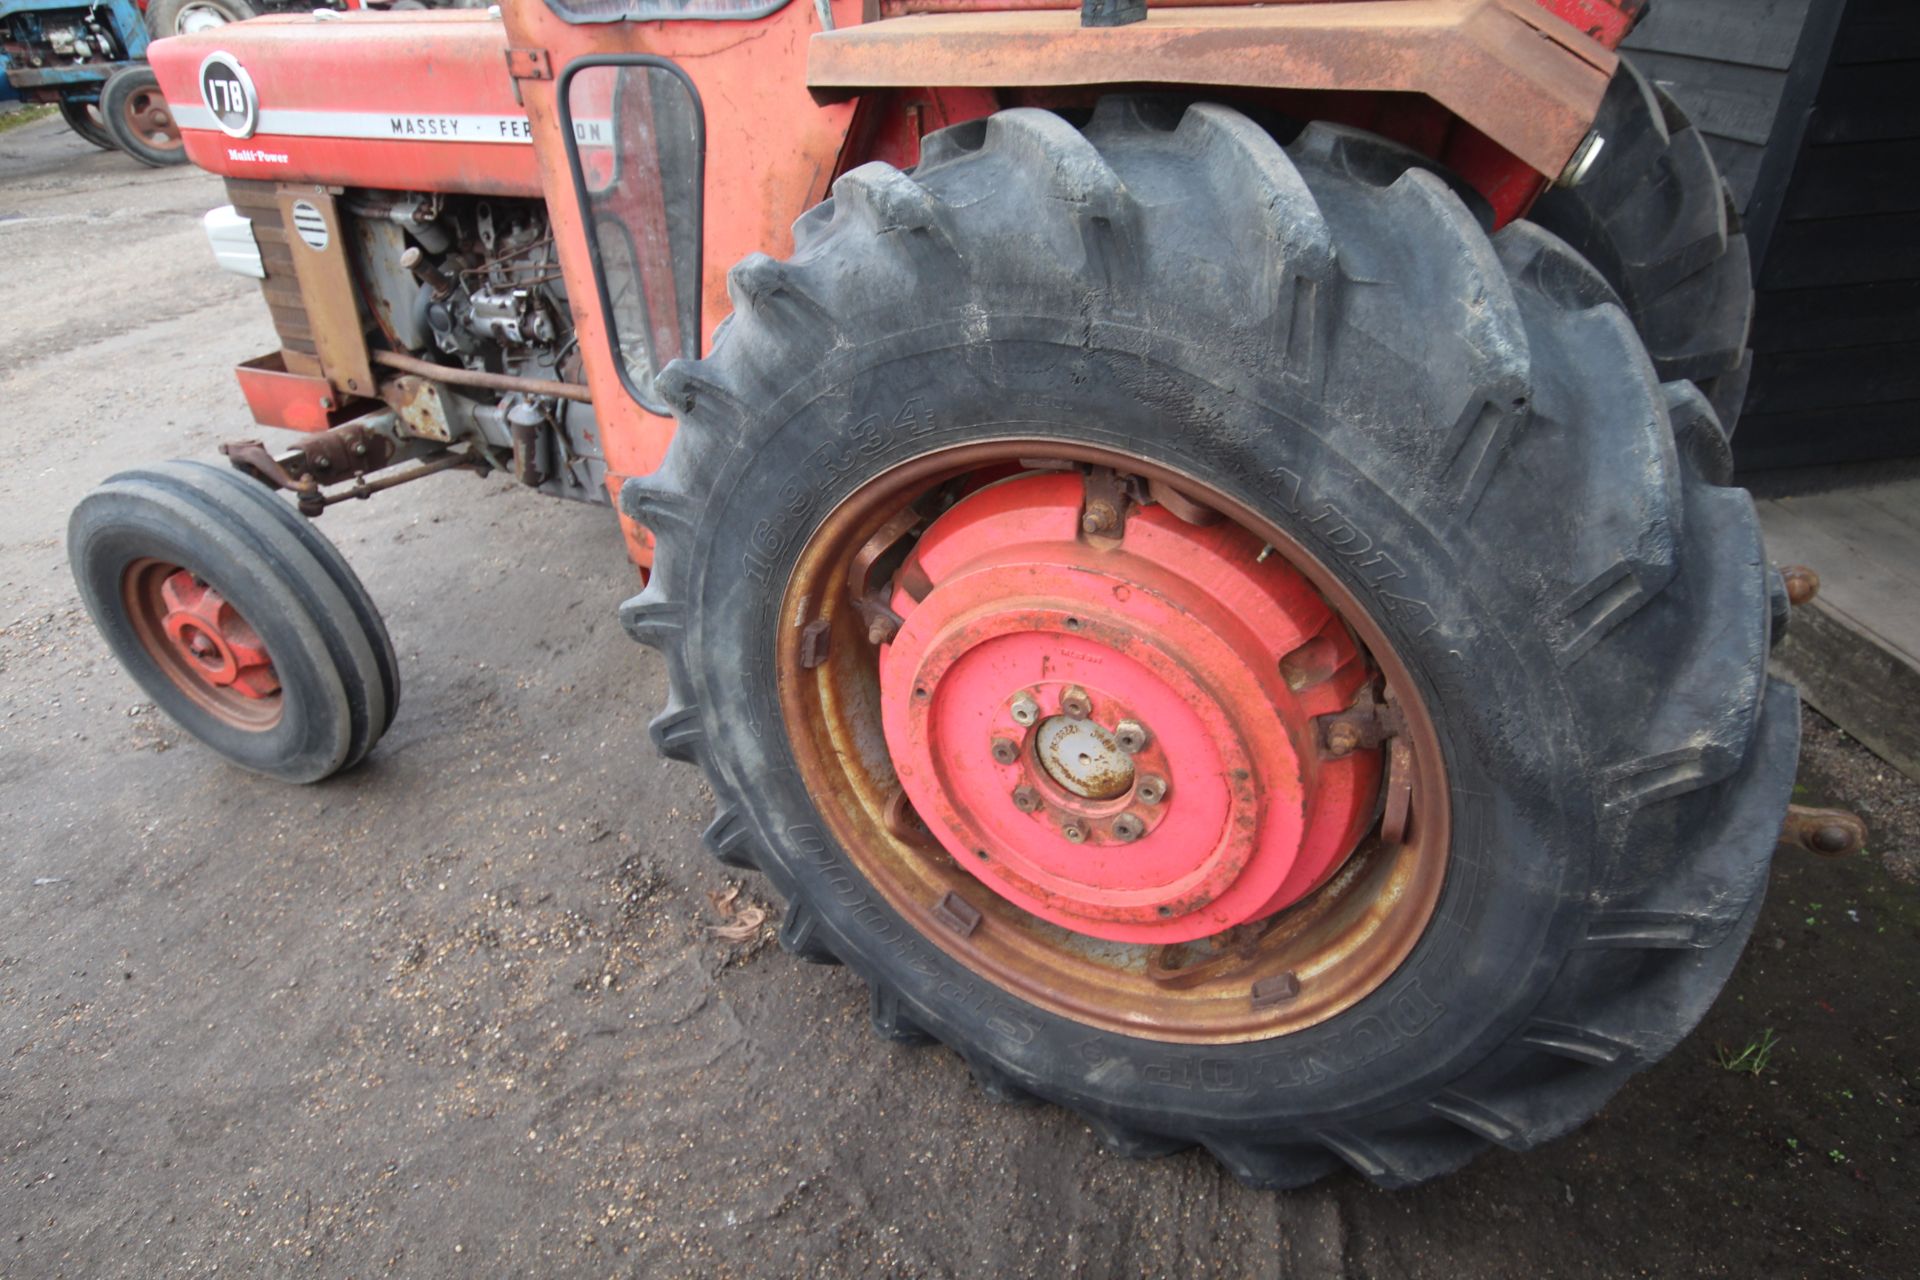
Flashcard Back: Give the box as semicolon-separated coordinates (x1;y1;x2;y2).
878;472;1381;944
158;570;280;699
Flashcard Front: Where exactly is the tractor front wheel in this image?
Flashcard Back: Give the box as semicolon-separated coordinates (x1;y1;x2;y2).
625;101;1795;1187
69;462;398;783
58;99;117;151
100;67;187;169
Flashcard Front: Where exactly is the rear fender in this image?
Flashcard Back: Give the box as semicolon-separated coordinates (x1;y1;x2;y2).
811;0;1617;191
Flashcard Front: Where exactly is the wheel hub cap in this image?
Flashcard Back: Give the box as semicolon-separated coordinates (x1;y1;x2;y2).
158;569;279;698
1035;715;1133;799
879;472;1380;944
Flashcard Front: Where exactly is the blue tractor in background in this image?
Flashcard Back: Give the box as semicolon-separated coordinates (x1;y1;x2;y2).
0;0;180;164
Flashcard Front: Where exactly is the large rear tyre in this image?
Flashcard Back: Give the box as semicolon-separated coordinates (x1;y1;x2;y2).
145;0;258;38
58;99;117;151
1530;60;1754;431
625;101;1794;1188
69;461;398;783
99;67;187;169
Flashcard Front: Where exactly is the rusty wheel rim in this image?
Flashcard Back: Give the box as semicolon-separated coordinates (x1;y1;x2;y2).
122;90;182;151
122;558;283;730
777;443;1450;1045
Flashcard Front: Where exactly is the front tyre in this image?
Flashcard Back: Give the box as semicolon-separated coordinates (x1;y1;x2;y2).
625;102;1795;1187
99;67;187;169
69;462;398;783
58;98;117;151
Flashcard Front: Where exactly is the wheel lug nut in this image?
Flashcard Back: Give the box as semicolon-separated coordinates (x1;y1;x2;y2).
1136;775;1167;805
1009;692;1039;726
1325;720;1362;757
1011;786;1041;813
1060;818;1088;844
990;737;1019;766
1081;500;1119;536
1061;686;1091;718
1111;813;1145;842
1114;720;1149;753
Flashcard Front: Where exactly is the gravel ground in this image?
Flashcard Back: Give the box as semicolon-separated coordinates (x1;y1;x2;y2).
1;114;1914;1278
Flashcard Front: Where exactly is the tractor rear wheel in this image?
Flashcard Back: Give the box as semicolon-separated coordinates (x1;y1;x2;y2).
69;461;398;783
1531;60;1754;430
145;0;259;38
100;67;187;169
624;101;1795;1187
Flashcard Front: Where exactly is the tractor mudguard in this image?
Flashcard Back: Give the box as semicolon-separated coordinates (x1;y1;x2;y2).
808;0;1616;180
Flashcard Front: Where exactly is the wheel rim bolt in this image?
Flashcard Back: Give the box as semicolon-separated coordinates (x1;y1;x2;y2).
1111;814;1145;842
1060;818;1088;844
1325;721;1362;757
1136;775;1167;805
1011;786;1041;813
1114;719;1149;753
990;736;1019;766
1009;693;1039;726
1061;686;1092;718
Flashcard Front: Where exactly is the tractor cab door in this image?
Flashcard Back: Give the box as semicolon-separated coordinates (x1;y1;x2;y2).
500;0;859;523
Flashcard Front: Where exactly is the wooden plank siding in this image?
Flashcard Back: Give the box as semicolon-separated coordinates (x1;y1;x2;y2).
1731;0;1920;470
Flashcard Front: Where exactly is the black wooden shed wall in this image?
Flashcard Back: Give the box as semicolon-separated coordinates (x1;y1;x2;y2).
1623;0;1920;472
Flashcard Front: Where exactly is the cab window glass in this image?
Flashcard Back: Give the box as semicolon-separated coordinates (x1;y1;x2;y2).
564;61;703;414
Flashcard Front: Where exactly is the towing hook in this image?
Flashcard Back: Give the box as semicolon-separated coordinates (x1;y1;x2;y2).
1779;804;1867;858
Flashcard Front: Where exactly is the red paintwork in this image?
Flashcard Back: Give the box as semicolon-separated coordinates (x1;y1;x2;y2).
146;13;544;196
234;352;341;433
1534;0;1642;45
159;571;280;699
150;0;1627;566
877;472;1378;944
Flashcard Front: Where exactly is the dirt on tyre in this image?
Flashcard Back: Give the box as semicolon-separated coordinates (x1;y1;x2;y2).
69;461;398;783
99;66;187;168
624;99;1797;1188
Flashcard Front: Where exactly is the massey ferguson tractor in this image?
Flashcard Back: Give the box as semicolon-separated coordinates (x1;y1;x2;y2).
68;0;1827;1188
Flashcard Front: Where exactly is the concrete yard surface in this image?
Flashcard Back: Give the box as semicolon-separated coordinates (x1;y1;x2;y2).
2;113;1916;1278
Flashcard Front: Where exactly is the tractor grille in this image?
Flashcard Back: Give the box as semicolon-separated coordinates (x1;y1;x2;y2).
225;179;324;378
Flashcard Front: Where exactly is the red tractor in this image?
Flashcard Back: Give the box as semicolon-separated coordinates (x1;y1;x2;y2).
69;0;1796;1187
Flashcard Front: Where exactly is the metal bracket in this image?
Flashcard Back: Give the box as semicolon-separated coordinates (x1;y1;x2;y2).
1779;805;1867;858
847;505;921;645
505;48;553;81
931;891;983;938
1315;687;1408;758
1081;0;1146;27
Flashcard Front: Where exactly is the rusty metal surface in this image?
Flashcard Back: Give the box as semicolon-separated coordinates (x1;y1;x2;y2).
775;441;1451;1043
1782;565;1821;608
276;186;376;400
881;0;1646;45
370;348;593;405
1780;804;1867;859
809;0;1616;176
381;374;456;443
221;418;402;514
233;351;345;434
292;449;490;516
226;179;325;379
